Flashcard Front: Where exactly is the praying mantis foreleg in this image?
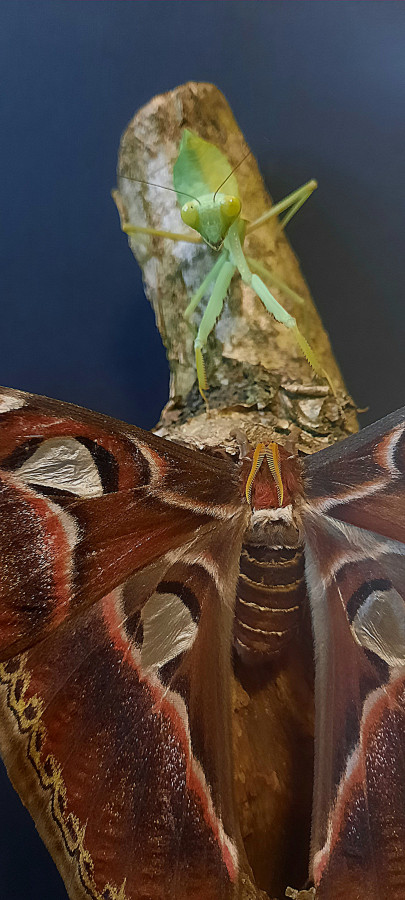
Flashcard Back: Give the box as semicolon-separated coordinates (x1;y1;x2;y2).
192;259;236;398
251;272;335;394
247;257;305;307
226;222;335;394
184;255;226;318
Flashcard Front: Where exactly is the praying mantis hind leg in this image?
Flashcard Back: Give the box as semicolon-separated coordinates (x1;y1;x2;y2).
192;259;236;399
246;179;317;236
250;273;336;395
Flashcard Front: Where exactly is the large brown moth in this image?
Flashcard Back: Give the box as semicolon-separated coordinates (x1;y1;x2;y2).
0;385;404;899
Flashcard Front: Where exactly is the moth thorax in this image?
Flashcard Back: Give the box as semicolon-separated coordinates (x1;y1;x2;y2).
246;504;302;550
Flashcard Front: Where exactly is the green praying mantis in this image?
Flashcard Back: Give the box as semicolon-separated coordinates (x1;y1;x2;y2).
117;130;334;398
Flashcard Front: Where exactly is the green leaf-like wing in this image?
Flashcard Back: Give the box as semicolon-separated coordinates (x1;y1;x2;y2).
173;130;240;205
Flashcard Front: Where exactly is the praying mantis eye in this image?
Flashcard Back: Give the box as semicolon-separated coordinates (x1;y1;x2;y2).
181;202;199;229
220;195;241;219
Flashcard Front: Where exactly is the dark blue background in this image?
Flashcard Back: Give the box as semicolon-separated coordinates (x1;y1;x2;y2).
0;3;404;897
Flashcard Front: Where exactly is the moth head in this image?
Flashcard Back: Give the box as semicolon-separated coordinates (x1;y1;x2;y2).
243;442;301;511
241;441;302;547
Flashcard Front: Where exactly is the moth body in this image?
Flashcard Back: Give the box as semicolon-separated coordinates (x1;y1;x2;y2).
235;443;306;663
235;534;306;664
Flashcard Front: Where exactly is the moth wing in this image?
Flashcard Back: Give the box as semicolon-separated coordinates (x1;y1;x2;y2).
301;408;405;898
303;405;405;543
0;387;248;899
0;386;245;657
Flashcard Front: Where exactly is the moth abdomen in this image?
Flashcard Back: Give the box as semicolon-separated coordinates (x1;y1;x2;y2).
234;543;306;663
237;441;306;664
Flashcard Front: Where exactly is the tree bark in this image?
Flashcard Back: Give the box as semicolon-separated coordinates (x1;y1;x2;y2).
114;82;358;900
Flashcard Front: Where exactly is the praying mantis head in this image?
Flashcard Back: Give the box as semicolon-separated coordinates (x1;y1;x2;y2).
180;192;241;251
173;130;244;250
